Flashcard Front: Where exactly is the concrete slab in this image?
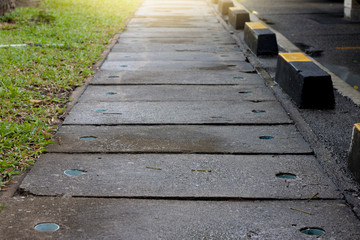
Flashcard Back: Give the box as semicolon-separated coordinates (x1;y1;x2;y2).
1;198;360;239
117;37;236;45
124;27;227;33
111;42;241;52
63;101;292;125
100;60;254;72
119;31;229;38
134;10;214;17
78;85;276;102
128;18;220;28
127;21;220;28
106;52;246;62
20;154;340;199
46;125;312;154
90;70;265;85
141;2;207;6
129;16;218;23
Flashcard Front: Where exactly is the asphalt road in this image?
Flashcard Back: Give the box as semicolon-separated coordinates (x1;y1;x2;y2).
240;0;360;90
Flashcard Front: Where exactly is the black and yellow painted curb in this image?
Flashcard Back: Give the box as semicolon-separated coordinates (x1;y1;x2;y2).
218;0;234;16
244;22;278;56
349;123;360;183
275;52;335;109
228;7;250;30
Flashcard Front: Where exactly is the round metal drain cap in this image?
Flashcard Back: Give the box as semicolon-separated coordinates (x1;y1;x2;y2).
64;170;86;176
259;136;274;140
80;136;97;140
34;223;60;231
300;227;325;236
276;173;296;179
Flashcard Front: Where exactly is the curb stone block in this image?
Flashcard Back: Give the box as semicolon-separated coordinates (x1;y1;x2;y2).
349;123;360;183
275;52;335;109
218;0;234;16
229;7;250;30
244;22;278;56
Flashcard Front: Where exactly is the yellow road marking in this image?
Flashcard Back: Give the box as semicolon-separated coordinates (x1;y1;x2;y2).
246;22;267;29
336;46;360;50
279;52;311;62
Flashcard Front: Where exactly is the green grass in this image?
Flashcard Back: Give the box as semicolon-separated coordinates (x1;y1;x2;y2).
0;0;142;189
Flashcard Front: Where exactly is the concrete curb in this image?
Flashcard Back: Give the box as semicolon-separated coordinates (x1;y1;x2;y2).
243;22;278;56
349;123;360;183
228;7;250;30
275;52;335;109
218;0;234;16
232;0;360;107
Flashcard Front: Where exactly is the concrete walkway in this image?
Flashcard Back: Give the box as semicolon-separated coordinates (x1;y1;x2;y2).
1;0;360;238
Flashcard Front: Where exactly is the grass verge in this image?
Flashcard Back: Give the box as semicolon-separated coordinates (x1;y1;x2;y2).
0;0;142;189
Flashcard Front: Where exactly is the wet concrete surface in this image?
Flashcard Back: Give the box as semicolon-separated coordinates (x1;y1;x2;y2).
106;52;246;61
47;125;311;154
100;60;253;71
63;101;292;125
78;85;276;102
111;42;241;52
20;153;340;199
1;198;360;239
90;69;264;85
2;0;360;238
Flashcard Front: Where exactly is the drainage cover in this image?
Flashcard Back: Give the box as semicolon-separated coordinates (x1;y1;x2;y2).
120;65;128;68
106;92;117;95
233;76;244;80
276;173;296;179
252;110;266;113
64;170;86;176
80;136;97;140
259;136;274;140
108;76;120;79
94;109;108;113
300;227;325;236
239;91;251;94
34;223;60;231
